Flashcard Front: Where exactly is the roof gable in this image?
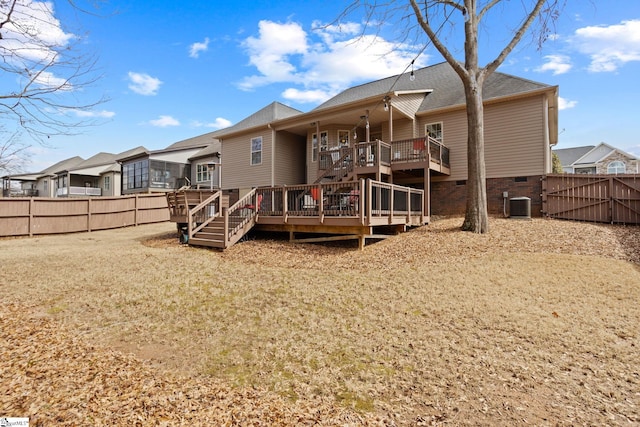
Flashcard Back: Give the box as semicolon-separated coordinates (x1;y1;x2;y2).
553;146;595;166
165;132;220;150
40;156;85;175
217;101;303;136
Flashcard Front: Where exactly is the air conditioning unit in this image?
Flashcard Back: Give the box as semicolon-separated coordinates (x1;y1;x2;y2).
510;197;531;219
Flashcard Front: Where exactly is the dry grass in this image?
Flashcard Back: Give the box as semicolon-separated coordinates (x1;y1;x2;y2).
1;217;639;425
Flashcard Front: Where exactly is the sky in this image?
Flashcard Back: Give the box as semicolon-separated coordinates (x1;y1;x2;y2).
4;0;640;172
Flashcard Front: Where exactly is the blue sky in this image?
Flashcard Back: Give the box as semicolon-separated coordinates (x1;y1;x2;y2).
6;0;640;171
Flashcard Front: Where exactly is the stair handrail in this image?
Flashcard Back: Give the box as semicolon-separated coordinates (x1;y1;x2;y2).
188;191;221;238
224;188;258;244
314;150;354;184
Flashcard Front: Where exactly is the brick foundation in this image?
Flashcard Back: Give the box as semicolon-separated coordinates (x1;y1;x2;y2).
431;176;543;217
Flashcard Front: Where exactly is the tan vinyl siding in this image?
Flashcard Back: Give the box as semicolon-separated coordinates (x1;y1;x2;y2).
422;110;467;182
427;95;547;182
274;131;305;185
387;117;415;141
221;130;273;189
392;93;426;117
484;95;545;178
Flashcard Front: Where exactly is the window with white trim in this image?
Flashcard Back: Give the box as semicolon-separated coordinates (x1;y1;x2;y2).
607;161;625;174
426;122;443;143
104;176;110;190
311;133;318;162
251;136;262;165
338;130;350;147
196;164;212;182
320;131;328;152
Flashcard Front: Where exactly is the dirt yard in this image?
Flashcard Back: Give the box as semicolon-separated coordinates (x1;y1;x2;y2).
1;217;639;426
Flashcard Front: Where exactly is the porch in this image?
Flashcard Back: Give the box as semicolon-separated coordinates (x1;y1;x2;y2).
167;179;426;250
316;136;450;183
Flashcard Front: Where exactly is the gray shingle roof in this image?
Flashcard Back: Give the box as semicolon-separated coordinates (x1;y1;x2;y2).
165;131;220;150
314;61;552;113
41;156;85;175
553;146;596;166
217;102;303;136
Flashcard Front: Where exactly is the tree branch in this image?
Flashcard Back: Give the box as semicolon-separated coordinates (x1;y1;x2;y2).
409;0;468;78
482;0;551;78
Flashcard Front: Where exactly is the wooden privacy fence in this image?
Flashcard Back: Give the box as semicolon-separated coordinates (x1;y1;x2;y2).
542;174;640;224
0;194;169;237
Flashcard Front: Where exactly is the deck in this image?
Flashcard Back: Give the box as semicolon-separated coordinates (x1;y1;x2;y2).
166;137;448;249
167;180;426;249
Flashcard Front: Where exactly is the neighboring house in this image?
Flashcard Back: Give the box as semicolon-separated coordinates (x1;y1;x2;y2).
2;156;84;197
554;143;639;174
214;61;558;216
188;142;222;189
119;132;219;194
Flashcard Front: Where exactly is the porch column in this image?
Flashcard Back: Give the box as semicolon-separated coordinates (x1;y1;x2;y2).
388;101;393;141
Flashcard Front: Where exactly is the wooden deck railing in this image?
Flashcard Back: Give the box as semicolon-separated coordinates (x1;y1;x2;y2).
317;138;449;184
389;136;450;168
187;191;222;236
255;179;425;226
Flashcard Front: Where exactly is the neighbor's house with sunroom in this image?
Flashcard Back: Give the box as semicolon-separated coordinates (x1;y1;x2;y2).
119;133;221;194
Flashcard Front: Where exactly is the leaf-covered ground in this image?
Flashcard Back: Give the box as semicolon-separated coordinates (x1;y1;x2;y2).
1;217;639;425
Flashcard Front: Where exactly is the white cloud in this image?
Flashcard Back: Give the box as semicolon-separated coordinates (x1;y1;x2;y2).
189;37;210;58
558;97;577;110
572;20;640;72
535;55;572;75
128;72;162;95
1;0;75;63
149;115;180;127
74;110;116;118
31;70;73;90
191;117;232;129
239;20;425;104
281;88;335;104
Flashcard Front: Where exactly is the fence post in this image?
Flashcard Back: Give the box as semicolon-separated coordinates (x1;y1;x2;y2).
135;194;139;226
87;198;92;232
29;197;34;237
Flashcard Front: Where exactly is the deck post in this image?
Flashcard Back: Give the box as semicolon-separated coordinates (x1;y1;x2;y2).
283;185;288;223
223;207;229;248
359;179;365;225
319;185;324;223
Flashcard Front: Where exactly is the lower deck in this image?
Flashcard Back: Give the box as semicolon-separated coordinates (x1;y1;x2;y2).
167;179;426;249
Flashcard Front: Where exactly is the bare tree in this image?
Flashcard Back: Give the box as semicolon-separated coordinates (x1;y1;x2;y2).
343;0;563;233
0;0;107;171
0;129;30;175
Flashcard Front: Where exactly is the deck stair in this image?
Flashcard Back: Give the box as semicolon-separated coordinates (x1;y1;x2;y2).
172;188;259;249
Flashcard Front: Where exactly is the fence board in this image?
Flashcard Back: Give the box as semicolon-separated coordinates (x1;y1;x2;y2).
0;194;169;237
543;174;640;224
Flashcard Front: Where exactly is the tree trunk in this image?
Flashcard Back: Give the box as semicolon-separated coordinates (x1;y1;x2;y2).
461;78;489;233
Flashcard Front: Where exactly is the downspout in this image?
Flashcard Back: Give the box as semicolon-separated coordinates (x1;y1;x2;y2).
543;95;551;173
388;101;393;141
365;110;370;142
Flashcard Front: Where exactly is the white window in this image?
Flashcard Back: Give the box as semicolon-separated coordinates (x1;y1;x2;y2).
338;130;350;147
311;133;318;162
320;131;328;152
196;164;212;182
607;161;625;174
104;176;110;190
251;136;262;165
426;122;443;143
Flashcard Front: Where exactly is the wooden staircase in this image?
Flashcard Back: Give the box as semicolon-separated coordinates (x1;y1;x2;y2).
166;188;259;250
188;215;226;248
